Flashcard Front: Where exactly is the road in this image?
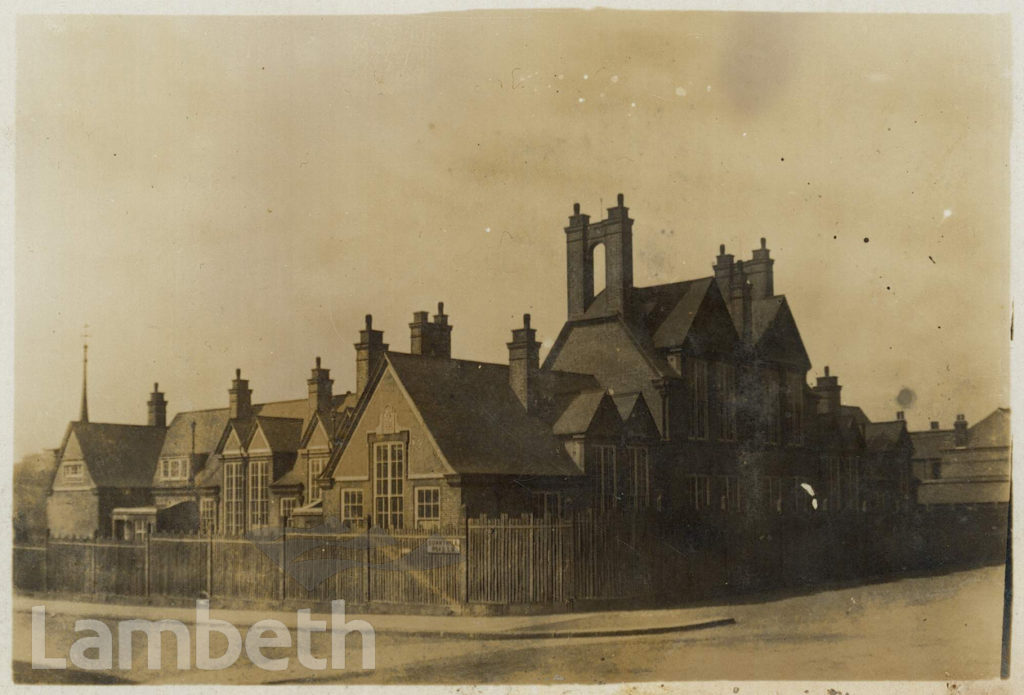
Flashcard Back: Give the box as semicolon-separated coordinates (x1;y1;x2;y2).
13;565;1007;685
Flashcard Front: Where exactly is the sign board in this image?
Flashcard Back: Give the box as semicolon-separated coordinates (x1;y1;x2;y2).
426;538;461;554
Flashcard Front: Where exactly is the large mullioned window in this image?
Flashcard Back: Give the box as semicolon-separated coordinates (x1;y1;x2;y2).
224;461;245;535
374;442;405;529
248;458;270;529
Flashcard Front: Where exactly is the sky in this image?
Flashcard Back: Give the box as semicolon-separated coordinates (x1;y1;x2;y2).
13;10;1011;459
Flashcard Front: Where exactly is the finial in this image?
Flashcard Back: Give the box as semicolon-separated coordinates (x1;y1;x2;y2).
573;202;580;215
617;193;624;207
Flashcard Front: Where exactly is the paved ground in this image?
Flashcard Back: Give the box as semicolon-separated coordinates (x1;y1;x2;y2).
12;565;1009;686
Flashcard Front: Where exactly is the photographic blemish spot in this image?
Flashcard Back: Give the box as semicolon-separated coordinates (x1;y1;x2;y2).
864;237;870;243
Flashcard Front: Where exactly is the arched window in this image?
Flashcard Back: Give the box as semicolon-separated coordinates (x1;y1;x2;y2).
592;242;606;296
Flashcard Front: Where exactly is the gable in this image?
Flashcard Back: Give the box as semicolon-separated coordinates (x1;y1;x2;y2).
753;299;811;369
623;394;661;441
587;395;625;438
222;427;244;456
332;365;451;482
63;429;85;462
969;409;1010;448
306;418;330;451
669;283;741;358
249;426;271;455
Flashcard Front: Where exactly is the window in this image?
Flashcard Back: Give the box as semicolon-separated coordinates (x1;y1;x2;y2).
532;491;562;518
249;459;270;528
416;488;441;528
161;458;189;481
374;442;405;529
719;475;741;512
63;463;84;481
763;369;781;445
224;461;245;535
687;475;712;511
342;489;364;525
687;359;709;440
200;498;218;535
280;497;298;524
625;447;650;510
716;362;737;441
785;372;805;446
308;455;328;502
587;445;617;511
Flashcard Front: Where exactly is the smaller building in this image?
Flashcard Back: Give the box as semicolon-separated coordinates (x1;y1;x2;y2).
911;408;1011;507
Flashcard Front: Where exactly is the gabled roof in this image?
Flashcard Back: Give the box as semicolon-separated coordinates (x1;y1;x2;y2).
160;408;230;457
58;421;166;488
968;408;1010;448
336;352;586;478
270;466;304;488
747;296;811;369
629;278;712;343
298;393;360;449
253;416;304;453
552;390;608;436
840;405;870;427
864;421;908;454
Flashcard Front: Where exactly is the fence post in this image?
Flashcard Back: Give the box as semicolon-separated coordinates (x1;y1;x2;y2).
206;532;214;598
144;532;151;598
42;530;49;593
462;507;470;606
90;536;97;596
365;514;372;604
279;526;287;604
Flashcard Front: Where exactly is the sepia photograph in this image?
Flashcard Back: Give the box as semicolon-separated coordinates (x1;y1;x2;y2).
7;3;1016;689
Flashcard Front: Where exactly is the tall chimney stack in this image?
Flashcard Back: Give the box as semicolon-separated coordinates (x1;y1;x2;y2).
954;413;968;447
507;314;541;412
229;368;252;420
148;382;167;428
355;314;388;398
813;365;842;416
308;356;334;414
409;302;453;358
746;237;775;300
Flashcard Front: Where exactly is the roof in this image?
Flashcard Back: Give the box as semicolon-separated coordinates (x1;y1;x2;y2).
840;405;870;427
271;467;304;487
380;352;586;477
160;409;229;457
61;422;166;488
969;408;1010;448
627;278;712;344
552;390;607;435
864;421;907;453
909;429;955;460
611;392;641;421
254;416;304;453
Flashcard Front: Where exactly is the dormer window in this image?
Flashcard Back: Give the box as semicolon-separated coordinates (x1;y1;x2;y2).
63;463;84;481
160;458;189;481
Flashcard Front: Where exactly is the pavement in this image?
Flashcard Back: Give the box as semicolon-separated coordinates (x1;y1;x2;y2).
15;594;736;640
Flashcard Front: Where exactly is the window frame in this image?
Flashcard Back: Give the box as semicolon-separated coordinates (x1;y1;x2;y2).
341;488;365;526
415;487;441;528
373;441;405;529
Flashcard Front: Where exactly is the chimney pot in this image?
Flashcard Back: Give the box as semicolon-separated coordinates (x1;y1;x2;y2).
719;243;726;254
824;366;830;377
523;314;531;329
437;301;444;315
931;421;940;430
896;411;904;421
316;356;321;368
761;237;767;249
365;314;373;329
573;202;580;215
617;193;624;207
153;382;158;391
235;368;241;379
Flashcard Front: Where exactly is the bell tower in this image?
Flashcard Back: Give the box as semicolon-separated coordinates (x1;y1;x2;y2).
564;193;634;320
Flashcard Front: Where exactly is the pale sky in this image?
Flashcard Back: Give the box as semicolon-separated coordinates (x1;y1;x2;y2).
14;11;1011;459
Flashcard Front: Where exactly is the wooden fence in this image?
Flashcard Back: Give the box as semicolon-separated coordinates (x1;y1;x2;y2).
13;507;1006;610
13;511;692;609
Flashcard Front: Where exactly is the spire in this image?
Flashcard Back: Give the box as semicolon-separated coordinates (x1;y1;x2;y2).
79;324;89;423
